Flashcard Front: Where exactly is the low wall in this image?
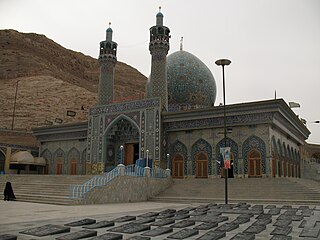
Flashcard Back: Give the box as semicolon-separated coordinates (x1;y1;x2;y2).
82;175;172;204
302;161;320;181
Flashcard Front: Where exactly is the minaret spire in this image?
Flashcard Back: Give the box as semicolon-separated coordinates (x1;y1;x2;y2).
98;24;118;105
180;37;183;51
148;8;170;110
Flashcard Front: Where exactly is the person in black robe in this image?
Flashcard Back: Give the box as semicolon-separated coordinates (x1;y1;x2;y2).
3;181;16;201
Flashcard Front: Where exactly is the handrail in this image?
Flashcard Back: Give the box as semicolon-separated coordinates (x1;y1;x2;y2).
69;164;168;203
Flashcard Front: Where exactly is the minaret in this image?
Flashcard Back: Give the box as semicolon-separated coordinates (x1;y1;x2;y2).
148;7;170;110
98;23;117;105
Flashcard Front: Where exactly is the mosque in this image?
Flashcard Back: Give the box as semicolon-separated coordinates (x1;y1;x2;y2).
31;10;310;179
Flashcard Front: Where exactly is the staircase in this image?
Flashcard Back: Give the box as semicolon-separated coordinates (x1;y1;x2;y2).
0;174;93;205
151;177;320;204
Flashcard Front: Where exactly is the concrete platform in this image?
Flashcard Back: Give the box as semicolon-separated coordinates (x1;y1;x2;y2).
0;201;319;239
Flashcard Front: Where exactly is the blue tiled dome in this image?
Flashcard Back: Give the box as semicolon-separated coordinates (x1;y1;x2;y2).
167;50;217;111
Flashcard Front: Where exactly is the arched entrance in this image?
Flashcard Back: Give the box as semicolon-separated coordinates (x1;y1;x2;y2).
172;153;184;178
0;150;5;173
70;160;77;175
196;152;208;178
105;117;140;169
248;149;262;177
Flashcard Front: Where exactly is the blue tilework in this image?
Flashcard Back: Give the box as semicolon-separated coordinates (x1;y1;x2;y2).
191;138;212;175
242;135;266;174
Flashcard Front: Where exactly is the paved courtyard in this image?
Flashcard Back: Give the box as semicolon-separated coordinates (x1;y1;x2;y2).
0;201;319;239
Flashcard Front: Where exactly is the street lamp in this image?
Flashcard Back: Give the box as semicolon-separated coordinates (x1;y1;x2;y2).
215;58;231;204
166;153;170;169
120;145;124;165
11;79;21;130
146;149;149;168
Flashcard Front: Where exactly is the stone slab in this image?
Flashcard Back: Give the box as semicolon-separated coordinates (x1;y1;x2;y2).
270;226;292;236
151;218;175;226
87;233;122;240
112;216;136;222
56;230;97;240
216;222;239;232
253;218;272;226
268;208;281;215
167;228;199;239
281;206;292;209
132;217;155;224
251;205;264;211
277;214;303;221
172;214;190;220
189;211;207;216
273;220;292;227
270;236;292;240
194;222;218;230
301;209;314;217
127;236;150;240
195;230;226;240
138;212;159;218
156;213;175;219
65;219;96;227
159;209;176;215
175;210;190;215
83;221;114;229
244;224;266;234
256;214;272;220
142;227;173;237
299;226;320;238
230;232;255;240
170;220;195;228
108;223;150;234
191;215;228;223
265;205;277;209
0;234;17;240
20;224;70;237
232;217;250;225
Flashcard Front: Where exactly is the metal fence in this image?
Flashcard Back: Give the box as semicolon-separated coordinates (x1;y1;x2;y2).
124;164;145;177
150;167;168;178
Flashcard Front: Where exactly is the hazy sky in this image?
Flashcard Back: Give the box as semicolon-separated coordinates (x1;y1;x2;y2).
1;0;319;143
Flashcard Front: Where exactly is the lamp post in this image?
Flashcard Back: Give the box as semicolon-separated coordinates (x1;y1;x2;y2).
120;145;124;165
11;79;21;130
166;153;170;169
215;58;231;204
146;149;149;168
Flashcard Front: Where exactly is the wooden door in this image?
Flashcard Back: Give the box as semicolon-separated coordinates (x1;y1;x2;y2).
125;144;134;165
70;160;77;175
196;153;208;178
172;154;184;178
56;160;62;175
248;150;262;177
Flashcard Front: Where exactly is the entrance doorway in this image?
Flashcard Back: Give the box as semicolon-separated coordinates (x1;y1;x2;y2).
56;160;62;175
248;149;262;177
172;154;184;178
0;150;5;173
70;160;77;175
124;143;139;165
196;152;208;178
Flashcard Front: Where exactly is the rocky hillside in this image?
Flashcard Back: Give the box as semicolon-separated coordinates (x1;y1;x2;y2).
0;29;147;130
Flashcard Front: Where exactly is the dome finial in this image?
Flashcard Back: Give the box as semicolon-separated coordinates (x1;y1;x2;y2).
109;22;111;27
180;37;183;51
159;6;161;12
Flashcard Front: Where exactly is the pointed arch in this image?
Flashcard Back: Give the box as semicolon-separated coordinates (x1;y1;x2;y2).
105;114;140;135
271;136;277;177
67;147;80;175
191;138;212;176
216;137;239;175
243;135;266;175
0;149;6;172
81;148;87;175
53;148;65;175
169;140;188;177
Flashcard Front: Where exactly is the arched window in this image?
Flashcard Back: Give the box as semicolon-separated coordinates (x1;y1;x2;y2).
172;154;184;178
248;149;262;177
196;152;208;178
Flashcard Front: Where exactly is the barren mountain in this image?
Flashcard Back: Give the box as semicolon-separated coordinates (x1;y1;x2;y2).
0;29;147;130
